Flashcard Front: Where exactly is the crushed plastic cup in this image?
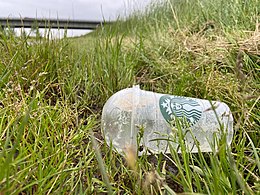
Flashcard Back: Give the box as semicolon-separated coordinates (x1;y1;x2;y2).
101;85;233;154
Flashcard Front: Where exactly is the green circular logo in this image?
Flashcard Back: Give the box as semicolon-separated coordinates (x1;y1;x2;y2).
159;95;202;127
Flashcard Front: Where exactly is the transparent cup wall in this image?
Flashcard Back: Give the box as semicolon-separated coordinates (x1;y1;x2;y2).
102;86;233;154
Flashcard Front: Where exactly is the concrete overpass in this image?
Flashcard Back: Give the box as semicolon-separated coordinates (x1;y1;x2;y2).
0;17;111;30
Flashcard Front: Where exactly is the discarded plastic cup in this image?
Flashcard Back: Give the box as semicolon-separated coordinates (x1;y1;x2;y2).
101;85;233;154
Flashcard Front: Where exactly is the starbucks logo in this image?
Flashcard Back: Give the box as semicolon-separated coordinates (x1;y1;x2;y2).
159;95;202;127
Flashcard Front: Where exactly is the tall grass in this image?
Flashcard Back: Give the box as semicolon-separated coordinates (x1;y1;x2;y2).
0;0;259;194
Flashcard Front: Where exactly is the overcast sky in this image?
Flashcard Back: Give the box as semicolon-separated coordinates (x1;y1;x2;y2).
0;0;153;20
0;0;153;37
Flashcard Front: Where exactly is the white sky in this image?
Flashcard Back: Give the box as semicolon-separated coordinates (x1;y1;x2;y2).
0;0;153;37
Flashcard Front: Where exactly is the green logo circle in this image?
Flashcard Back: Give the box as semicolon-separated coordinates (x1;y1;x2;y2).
159;95;202;127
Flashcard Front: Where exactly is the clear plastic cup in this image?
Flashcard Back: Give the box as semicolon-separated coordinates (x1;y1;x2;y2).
101;85;233;154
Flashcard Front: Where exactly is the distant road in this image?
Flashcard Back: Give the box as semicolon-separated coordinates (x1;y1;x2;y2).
0;17;111;30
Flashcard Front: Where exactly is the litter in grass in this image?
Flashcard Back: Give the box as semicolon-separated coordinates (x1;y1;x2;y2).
102;85;233;155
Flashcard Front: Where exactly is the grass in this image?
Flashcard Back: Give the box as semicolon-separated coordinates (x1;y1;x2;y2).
0;0;259;194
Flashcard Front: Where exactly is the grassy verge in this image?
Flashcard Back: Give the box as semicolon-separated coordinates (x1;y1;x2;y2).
0;0;259;194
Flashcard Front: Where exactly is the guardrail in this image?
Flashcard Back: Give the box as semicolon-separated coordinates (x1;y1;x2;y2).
0;17;110;30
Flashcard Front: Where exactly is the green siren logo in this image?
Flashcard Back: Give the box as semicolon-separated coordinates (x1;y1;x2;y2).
159;95;202;127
